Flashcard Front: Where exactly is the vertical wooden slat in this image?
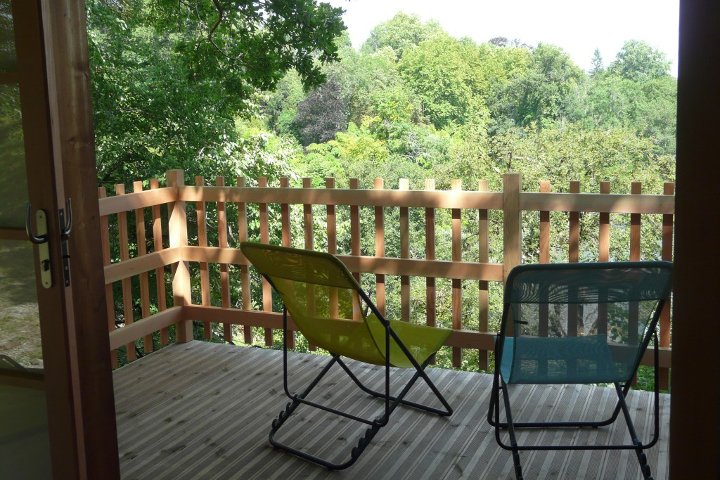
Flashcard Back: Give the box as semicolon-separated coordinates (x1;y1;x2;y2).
303;178;314;252
115;184;135;361
167;170;192;343
629;182;642;347
280;177;294;349
326;178;338;320
399;178;410;323
350;178;361;321
568;181;580;339
630;182;642;261
258;177;273;346
150;179;169;346
598;181;610;337
477;180;489;370
424;179;436;329
503;173;522;337
569;181;580;263
537;181;550;377
374;178;386;316
196;176;211;340
237;177;252;345
280;178;291;248
599;182;611;262
153;183;170;340
538;181;550;339
217;176;232;343
133;181;153;354
451;179;462;368
539;181;551;264
658;182;674;390
98;187;117;368
302;178;316;349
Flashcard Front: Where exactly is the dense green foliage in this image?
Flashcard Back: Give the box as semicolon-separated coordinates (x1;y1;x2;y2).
87;0;344;185
88;9;676;382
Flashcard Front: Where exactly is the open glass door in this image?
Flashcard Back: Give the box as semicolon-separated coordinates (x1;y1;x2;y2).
0;1;118;478
0;1;52;477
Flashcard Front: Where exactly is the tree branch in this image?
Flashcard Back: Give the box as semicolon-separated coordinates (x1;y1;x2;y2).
209;0;228;57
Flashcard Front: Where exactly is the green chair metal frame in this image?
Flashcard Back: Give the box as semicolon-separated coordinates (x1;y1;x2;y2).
487;261;673;480
241;242;453;470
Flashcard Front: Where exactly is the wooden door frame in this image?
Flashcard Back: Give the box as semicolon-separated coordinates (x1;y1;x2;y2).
12;0;120;478
671;1;720;478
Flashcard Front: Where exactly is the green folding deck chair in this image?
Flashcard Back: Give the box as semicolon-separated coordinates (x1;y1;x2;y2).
240;242;453;470
488;261;673;480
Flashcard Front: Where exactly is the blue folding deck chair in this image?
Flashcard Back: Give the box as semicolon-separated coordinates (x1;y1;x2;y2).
241;242;453;470
488;261;673;480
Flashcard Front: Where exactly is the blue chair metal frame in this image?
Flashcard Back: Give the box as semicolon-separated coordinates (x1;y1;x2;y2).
487;261;673;480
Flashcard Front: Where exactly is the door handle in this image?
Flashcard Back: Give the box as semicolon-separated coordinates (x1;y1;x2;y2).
26;203;52;288
26;203;48;244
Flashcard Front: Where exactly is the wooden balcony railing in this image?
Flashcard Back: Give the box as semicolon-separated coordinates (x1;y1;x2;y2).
98;170;675;388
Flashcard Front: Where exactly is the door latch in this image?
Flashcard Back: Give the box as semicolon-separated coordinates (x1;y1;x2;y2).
59;199;72;287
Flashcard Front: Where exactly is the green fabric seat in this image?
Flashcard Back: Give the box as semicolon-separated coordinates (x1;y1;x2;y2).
241;242;453;470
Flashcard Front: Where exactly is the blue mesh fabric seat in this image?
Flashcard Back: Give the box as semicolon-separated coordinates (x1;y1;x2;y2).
488;261;673;480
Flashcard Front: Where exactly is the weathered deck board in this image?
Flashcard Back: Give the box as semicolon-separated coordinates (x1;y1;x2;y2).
114;341;669;479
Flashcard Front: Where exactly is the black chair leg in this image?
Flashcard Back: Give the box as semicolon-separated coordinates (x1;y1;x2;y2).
500;380;524;480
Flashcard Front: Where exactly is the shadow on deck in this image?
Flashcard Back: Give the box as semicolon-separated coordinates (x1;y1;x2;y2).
113;341;669;480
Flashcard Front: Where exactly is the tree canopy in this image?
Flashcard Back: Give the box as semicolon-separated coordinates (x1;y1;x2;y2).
87;0;345;185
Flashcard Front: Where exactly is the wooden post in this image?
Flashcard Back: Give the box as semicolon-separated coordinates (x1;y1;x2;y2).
167;169;192;343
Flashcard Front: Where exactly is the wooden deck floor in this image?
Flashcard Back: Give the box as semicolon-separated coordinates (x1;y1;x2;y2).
113;341;669;480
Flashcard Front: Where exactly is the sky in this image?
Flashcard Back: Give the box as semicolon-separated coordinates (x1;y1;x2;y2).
326;0;680;76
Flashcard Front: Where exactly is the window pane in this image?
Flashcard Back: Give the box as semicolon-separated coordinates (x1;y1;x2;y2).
0;240;41;368
0;0;16;73
0;83;28;229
